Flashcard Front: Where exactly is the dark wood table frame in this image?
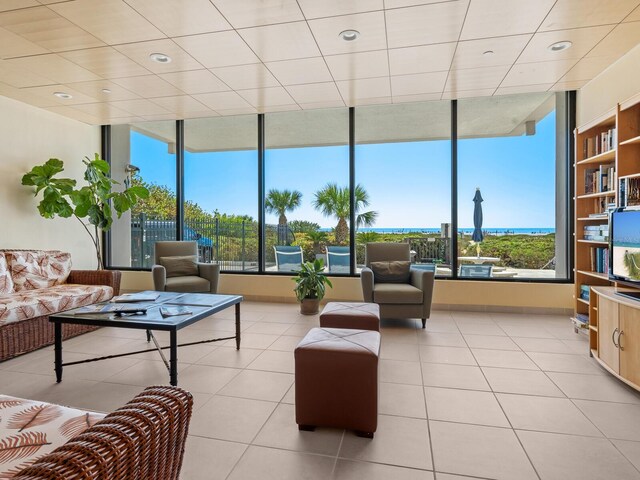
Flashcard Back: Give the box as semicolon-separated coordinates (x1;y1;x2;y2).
50;292;243;387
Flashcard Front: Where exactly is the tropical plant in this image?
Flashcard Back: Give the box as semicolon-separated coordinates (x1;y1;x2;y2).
292;259;333;302
306;230;328;254
313;183;378;244
22;155;149;269
356;231;381;244
289;220;321;234
623;250;640;279
265;189;302;227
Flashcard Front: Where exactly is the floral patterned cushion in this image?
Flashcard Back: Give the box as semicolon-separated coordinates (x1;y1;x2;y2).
0;395;106;478
8;251;72;292
0;255;13;295
0;284;113;327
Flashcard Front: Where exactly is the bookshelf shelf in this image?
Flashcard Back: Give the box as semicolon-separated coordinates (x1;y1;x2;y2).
620;135;640;146
619;172;640;180
577;298;589;306
576;270;609;280
589;325;598;333
577;190;616;199
577;149;616;165
577;239;608;245
577;216;608;221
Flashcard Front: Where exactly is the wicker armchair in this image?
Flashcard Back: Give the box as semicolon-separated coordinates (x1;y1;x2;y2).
13;386;193;480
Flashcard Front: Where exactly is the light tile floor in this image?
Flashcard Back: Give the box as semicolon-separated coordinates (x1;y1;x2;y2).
3;303;640;479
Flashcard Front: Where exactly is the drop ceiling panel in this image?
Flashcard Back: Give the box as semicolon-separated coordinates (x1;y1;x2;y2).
111;75;184;97
216;106;257;116
453;36;531;69
49;0;165;45
560;55;620;82
386;1;469;49
391;71;448;96
211;63;279;90
123;0;230;37
109;98;171;116
159;69;230;95
336;76;391;103
239;22;321;62
0;58;53;87
212;0;303;28
308;11;387;55
285;82;343;104
149;95;213;116
494;84;553;96
21;84;99;104
192;91;253;111
297;0;383;19
0;26;48;58
0;0;39;11
66;79;140;101
265;57;333;86
626;6;640;21
392;92;442;103
460;0;555;40
389;43;456;76
174;31;259;68
517;26;614;64
298;99;346;110
237;86;295;107
539;0;639;31
71;101;133;118
61;47;151;79
441;88;496;99
445;65;511;92
0;81;59;107
588;21;640;58
114;39;204;74
324;50;389;81
44;105;102;124
7;53;100;83
384;0;459;8
501;59;579;87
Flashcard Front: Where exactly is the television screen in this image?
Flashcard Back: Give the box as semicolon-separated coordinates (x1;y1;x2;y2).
611;209;640;283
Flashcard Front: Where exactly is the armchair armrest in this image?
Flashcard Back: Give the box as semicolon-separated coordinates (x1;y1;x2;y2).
14;386;193;480
361;267;374;302
67;270;122;296
411;269;435;317
198;263;221;294
152;264;166;291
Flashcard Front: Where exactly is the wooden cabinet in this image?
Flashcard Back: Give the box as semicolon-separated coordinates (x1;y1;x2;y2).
620;304;640;386
598;295;619;372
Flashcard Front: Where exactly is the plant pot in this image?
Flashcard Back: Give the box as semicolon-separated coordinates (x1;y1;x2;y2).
300;298;320;315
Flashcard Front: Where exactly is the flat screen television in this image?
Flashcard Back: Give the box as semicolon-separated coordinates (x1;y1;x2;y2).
609;208;640;300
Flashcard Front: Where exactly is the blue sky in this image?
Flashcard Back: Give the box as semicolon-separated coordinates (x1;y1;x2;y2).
131;109;556;229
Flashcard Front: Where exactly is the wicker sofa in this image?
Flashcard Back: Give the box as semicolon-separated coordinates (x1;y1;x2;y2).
1;386;193;479
0;250;121;362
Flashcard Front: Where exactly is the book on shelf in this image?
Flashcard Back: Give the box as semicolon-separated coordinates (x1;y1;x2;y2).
589;247;610;274
111;293;160;303
159;306;193;317
583;224;609;242
583;127;616;158
580;284;590;301
575;313;589;324
620;177;640;207
584;164;615;194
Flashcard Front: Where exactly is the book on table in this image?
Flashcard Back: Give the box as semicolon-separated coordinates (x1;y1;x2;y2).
74;304;148;315
111;293;160;303
160;306;193;317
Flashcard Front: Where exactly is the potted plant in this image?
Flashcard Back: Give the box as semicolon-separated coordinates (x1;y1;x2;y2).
21;154;149;269
292;259;333;315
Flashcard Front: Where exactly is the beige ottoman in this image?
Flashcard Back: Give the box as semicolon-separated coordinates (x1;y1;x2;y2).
319;302;380;331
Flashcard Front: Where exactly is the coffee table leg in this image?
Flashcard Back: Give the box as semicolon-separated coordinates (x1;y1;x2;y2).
146;329;151;342
170;330;178;386
54;322;63;383
235;303;241;350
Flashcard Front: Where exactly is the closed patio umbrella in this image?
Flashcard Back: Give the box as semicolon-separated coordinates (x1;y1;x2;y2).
472;188;483;255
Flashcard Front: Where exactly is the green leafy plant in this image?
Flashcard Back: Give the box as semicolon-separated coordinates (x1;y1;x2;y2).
292;259;333;302
22;154;149;269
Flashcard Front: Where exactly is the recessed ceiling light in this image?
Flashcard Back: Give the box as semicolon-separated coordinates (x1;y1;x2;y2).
149;52;172;63
101;88;111;94
483;50;494;56
339;29;360;41
548;40;572;52
53;92;72;99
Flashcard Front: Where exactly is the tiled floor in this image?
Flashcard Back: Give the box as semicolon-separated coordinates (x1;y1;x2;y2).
3;303;640;479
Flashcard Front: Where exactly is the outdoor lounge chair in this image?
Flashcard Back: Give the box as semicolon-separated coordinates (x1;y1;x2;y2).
459;264;493;277
326;246;350;273
274;245;304;271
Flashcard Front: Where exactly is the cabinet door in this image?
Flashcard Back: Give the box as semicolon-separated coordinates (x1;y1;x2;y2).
598;296;619;373
620;305;640;386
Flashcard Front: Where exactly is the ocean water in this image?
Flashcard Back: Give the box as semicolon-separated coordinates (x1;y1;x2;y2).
342;227;556;235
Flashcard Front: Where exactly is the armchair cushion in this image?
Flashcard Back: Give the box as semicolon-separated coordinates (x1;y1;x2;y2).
165;276;210;293
160;255;198;278
370;261;411;283
373;283;423;304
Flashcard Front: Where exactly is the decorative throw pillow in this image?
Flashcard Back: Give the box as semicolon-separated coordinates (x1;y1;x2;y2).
160;255;199;278
0;254;14;295
9;251;71;291
370;261;411;283
42;251;72;285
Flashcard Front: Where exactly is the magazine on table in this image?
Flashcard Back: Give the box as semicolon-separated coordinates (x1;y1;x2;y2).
74;304;148;315
111;293;160;303
160;306;193;318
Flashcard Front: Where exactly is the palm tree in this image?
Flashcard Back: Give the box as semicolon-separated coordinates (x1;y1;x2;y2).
266;189;302;244
313;183;377;244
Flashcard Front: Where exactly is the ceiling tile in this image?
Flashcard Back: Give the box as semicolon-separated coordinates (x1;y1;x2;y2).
109;98;170;116
589;21;640;58
114;39;204;74
0;25;48;58
285;82;342;104
19;84;98;105
0;6;104;52
159;69;230;94
173;31;259;68
445;64;510;92
551;79;588;90
517;26;614;64
385;0;459;8
392;92;442;103
460;0;554;40
109;116;146;124
308;11;387;55
539;0;639;31
389;43;456;76
0;58;53;86
560;55;619;82
66;79;141;101
336;76;391;103
60;47;151;79
192;91;253;111
7;53;100;83
441;88;496;99
297;0;383;19
216;106;257;116
239;21;320;62
111;75;184;97
626;5;640;21
49;0;165;44
265;57;333;85
0;0;39;11
72;102;133;118
123;0;230;37
352;96;392;106
212;0;303;28
149;95;213;116
0;81;58;107
258;104;300;113
453;35;531;69
237;86;295;107
297;99;346;109
501;59;579;87
386;1;468;49
324;50;389;80
494;84;553;96
44;105;101;124
211;63;279;90
391;71;448;95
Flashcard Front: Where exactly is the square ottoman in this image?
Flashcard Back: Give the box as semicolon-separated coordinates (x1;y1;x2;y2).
294;327;381;438
319;302;380;331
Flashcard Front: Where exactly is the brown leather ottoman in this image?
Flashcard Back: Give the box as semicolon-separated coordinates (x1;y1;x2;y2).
319;302;380;331
294;327;381;438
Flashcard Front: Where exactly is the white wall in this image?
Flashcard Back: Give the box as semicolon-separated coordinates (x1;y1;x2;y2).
0;95;101;269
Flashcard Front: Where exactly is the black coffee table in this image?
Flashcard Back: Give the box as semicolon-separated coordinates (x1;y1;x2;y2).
49;291;243;387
